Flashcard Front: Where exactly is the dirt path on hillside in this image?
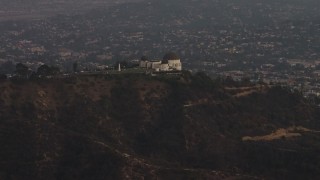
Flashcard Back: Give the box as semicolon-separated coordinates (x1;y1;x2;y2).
242;126;320;142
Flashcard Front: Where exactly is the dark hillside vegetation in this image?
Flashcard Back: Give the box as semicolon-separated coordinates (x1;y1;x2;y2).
0;73;320;179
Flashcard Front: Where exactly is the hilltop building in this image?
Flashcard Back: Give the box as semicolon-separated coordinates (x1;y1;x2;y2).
139;52;182;72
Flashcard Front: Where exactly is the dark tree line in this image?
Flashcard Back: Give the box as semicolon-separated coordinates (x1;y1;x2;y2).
10;63;61;79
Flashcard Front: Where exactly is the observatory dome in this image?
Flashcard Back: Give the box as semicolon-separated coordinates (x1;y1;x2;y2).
162;52;180;64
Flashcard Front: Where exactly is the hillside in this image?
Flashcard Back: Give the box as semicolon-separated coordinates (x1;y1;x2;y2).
0;73;320;179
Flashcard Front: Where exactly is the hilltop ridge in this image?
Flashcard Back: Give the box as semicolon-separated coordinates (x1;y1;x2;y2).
0;73;320;179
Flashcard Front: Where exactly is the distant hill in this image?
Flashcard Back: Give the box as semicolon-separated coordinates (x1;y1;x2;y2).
0;73;320;179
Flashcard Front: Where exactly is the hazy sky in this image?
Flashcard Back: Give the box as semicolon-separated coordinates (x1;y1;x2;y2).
0;0;318;22
0;0;143;21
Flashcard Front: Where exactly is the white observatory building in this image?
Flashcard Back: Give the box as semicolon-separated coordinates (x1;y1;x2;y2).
139;52;182;72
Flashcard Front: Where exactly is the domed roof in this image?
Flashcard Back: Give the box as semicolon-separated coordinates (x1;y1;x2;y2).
162;52;180;63
140;56;148;61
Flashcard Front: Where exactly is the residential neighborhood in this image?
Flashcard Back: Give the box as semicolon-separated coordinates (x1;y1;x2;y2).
0;0;320;97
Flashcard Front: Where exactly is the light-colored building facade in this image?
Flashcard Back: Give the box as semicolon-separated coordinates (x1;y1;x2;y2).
139;53;182;72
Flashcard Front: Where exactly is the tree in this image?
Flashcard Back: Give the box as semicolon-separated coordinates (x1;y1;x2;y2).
15;63;30;78
37;65;52;77
0;74;7;81
73;62;78;73
35;65;61;78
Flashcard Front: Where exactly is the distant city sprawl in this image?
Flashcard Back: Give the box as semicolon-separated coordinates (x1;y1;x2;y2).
0;0;320;96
